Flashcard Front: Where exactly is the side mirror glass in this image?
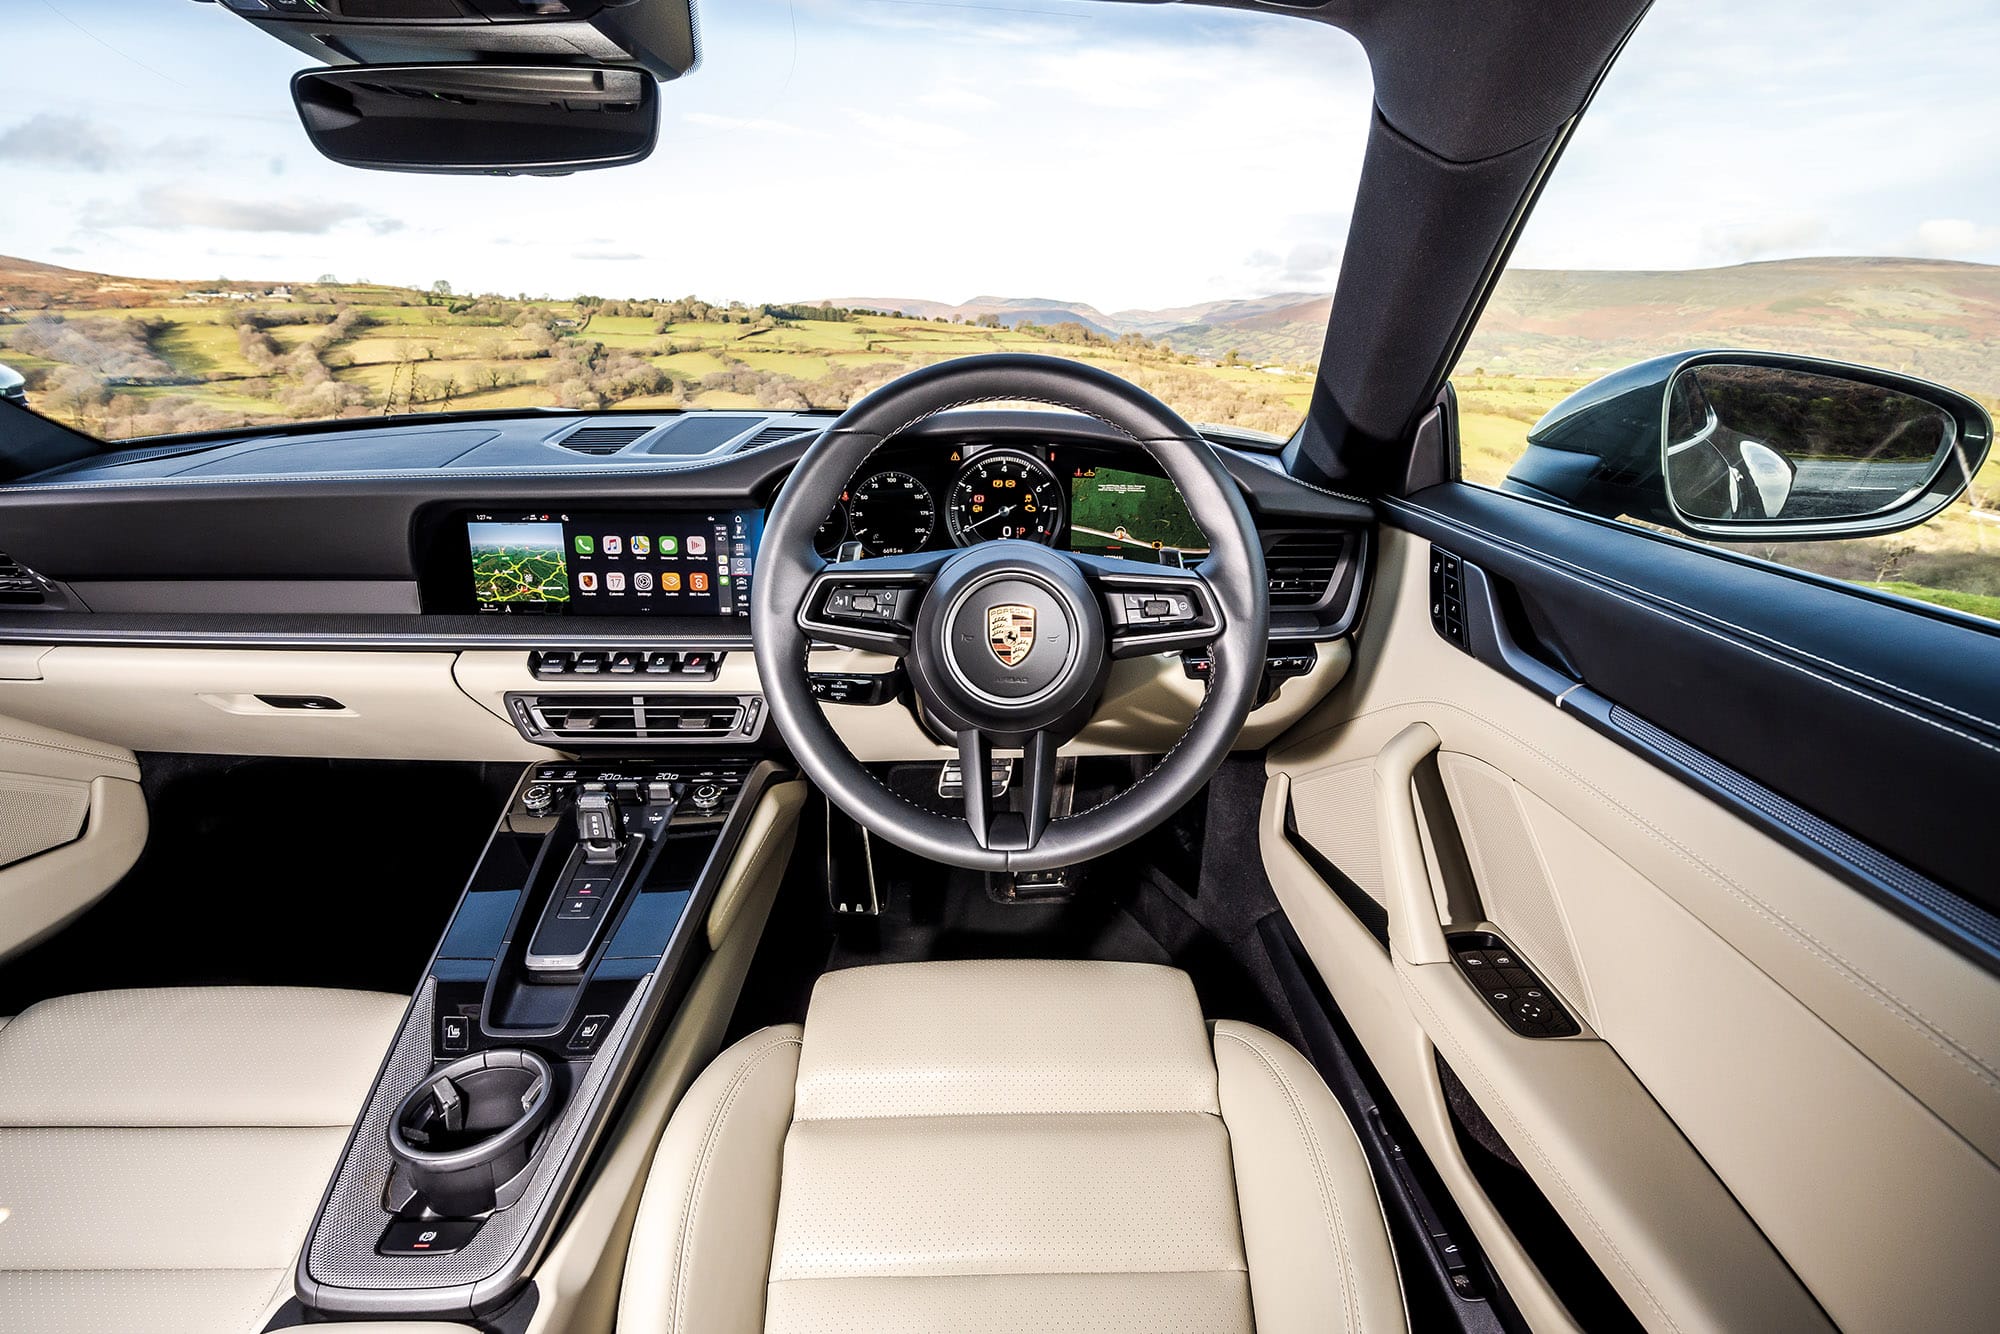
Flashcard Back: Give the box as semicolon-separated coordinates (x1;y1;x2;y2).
1664;361;1966;532
1506;351;1992;541
292;64;658;176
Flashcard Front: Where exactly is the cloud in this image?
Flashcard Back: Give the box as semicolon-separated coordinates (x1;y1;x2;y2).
683;111;808;135
575;249;644;261
102;185;387;235
1698;215;1831;265
846;110;967;151
1909;218;2000;259
1250;242;1339;287
0;114;124;171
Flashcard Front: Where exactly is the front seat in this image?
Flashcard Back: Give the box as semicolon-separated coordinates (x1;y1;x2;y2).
0;986;405;1334
621;958;1407;1333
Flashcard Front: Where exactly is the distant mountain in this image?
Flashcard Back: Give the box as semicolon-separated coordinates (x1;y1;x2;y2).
821;294;1122;336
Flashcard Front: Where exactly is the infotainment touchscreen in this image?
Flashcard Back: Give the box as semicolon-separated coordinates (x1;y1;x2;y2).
467;509;763;615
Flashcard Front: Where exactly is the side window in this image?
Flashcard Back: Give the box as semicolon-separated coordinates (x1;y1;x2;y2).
1452;0;1998;623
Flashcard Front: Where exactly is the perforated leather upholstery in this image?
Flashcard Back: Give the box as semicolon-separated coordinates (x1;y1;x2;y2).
0;987;406;1334
621;959;1406;1333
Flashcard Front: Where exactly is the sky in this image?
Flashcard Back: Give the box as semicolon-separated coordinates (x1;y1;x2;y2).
0;0;1996;312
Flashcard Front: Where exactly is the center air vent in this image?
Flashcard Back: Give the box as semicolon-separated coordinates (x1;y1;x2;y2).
554;425;653;455
0;551;47;606
507;692;764;745
1263;531;1350;609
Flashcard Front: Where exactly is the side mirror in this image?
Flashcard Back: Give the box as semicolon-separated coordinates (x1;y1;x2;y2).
1504;351;1992;540
0;362;25;407
291;64;658;176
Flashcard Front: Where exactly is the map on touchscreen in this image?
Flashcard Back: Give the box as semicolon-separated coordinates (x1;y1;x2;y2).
1068;466;1209;565
469;521;571;605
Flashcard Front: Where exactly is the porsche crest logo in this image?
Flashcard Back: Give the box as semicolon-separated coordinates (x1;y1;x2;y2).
987;603;1037;667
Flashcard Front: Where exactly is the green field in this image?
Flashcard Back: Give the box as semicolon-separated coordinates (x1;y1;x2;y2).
0;284;1314;443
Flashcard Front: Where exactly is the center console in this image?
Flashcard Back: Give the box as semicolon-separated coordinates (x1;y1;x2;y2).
294;756;785;1320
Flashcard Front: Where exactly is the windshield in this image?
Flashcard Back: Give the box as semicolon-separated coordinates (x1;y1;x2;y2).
0;1;1368;444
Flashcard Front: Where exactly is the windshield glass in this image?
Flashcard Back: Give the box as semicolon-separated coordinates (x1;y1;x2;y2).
0;1;1368;444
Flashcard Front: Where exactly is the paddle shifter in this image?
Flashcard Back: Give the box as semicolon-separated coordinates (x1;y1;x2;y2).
523;780;674;973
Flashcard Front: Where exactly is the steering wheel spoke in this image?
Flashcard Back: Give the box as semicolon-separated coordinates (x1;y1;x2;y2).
1070;552;1224;658
798;549;952;656
958;728;1059;853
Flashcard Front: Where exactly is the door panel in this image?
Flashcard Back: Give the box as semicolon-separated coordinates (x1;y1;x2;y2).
1271;522;2000;1333
0;710;147;962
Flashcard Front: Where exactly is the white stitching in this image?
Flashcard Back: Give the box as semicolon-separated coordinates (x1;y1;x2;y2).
668;1032;801;1334
1214;1027;1363;1334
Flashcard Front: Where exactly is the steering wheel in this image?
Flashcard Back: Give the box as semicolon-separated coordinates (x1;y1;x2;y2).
752;354;1267;871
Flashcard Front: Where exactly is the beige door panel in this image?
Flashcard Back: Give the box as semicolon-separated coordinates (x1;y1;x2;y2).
0;713;146;961
1270;527;2000;1332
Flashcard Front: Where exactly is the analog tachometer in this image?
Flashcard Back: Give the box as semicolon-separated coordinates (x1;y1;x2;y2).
946;451;1064;546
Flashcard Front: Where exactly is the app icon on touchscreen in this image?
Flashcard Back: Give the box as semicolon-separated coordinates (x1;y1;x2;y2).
578;572;599;592
606;572;626;591
658;536;679;556
603;536;622;555
634;572;654;591
631;536;651;556
690;572;709;592
687;535;708;556
660;573;682;591
574;535;595;555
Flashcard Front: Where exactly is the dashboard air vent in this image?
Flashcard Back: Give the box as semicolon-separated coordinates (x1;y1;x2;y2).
1263;531;1348;609
0;552;46;606
745;426;813;449
555;425;652;455
510;693;763;745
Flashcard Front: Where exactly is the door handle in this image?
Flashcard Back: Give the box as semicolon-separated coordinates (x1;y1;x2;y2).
1375;721;1449;966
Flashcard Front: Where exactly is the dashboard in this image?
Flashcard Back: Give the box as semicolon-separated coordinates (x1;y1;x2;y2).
0;407;1369;647
0;406;1370;764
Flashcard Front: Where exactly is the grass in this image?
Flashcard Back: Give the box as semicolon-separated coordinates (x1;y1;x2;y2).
1866;581;2000;621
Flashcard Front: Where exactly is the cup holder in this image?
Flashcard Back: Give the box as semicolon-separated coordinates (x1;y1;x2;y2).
388;1048;554;1218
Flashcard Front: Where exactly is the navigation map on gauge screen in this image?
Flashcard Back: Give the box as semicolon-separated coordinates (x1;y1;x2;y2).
1067;466;1209;565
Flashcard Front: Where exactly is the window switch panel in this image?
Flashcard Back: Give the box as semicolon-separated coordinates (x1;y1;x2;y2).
1447;932;1580;1038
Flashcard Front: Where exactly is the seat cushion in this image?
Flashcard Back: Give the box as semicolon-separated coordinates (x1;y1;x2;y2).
0;987;407;1334
621;959;1406;1333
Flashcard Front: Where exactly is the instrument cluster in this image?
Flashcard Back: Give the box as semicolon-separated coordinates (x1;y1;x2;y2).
813;439;1189;563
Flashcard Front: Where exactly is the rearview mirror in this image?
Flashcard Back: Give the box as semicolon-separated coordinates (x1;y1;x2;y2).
291;64;658;176
1506;351;1992;540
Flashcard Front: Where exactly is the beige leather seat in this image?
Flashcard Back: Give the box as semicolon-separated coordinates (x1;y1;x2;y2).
0;986;406;1334
621;959;1407;1333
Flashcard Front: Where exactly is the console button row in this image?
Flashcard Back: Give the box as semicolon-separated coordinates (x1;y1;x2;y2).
533;649;722;678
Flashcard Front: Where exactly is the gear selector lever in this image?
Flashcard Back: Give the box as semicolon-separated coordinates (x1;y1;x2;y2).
574;785;623;862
